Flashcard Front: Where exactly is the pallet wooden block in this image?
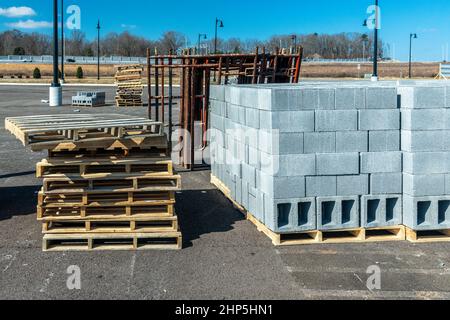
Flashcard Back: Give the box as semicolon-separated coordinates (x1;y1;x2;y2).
406;227;450;243
115;64;144;107
5;114;164;148
43;232;182;252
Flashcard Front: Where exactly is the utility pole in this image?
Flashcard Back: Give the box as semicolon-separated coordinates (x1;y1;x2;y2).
97;20;101;81
60;0;64;82
214;18;224;54
198;34;207;55
409;33;418;78
363;0;380;81
49;0;62;107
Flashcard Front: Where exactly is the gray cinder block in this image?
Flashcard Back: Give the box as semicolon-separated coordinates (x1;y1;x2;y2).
366;87;398;109
245;107;260;129
446;175;450;194
361;195;403;228
403;195;450;230
242;162;257;188
317;153;360;176
369;131;400;152
261;154;316;177
317;196;360;230
264;197;317;233
337;175;369;196
370;173;403;195
335;87;366;110
401;130;449;152
210;85;225;101
403;152;450;175
401;109;447;131
398;86;446;109
361;152;402;174
306;176;337;197
257;171;306;199
403;173;446;197
359;109;400;131
336;131;368;153
259;111;315;133
304;132;336;154
315;110;358;132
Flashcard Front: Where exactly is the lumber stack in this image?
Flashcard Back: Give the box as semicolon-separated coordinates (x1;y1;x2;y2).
5;115;182;252
115;65;144;107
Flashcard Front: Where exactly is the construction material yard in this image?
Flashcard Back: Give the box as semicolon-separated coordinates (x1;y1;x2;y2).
1;84;450;300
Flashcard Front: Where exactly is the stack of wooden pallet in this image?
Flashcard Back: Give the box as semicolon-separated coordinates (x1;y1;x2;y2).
5;114;182;252
115;65;144;107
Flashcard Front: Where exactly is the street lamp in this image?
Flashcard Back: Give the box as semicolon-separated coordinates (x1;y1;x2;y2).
61;0;64;82
49;0;62;107
198;34;207;55
363;0;380;81
409;33;418;79
291;35;297;53
214;18;224;54
97;20;101;80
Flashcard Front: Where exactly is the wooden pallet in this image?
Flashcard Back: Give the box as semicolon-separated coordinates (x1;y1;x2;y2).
211;175;406;246
38;190;175;207
37;203;175;221
36;158;173;178
43;232;182;251
5;114;163;148
42;216;179;234
406;227;450;243
42;175;181;194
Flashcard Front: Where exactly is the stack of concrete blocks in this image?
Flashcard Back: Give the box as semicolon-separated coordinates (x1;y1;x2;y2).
209;83;404;235
399;85;450;231
72;91;106;107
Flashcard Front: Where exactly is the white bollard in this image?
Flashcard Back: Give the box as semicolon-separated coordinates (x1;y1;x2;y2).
49;85;62;107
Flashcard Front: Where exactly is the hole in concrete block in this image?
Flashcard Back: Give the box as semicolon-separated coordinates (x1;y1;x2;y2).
298;202;311;226
417;201;431;225
321;201;335;226
386;198;398;222
277;203;291;228
438;201;450;224
367;199;380;223
342;200;355;224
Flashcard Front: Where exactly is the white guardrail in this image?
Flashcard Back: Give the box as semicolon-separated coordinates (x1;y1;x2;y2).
0;55;147;65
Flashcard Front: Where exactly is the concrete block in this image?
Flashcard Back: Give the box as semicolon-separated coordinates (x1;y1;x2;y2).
398;86;446;109
361;195;403;228
272;176;306;199
210;100;226;116
403;152;450;175
264;197;317;233
306;176;337;197
245;107;260;128
446;175;450;194
259;131;304;155
248;146;259;168
403;195;450;230
304;132;336;154
317;153;360;176
370;173;403;195
241;181;249;209
337;175;369;196
403;173;446;197
316;110;358;132
336;131;368;153
242;163;256;188
369;130;400;152
361;152;402;174
261;154;316;177
359;110;400;131
401;109;446;131
259;111;315;133
335;87;366;110
272;88;300;111
317;196;360;231
257;89;273;111
401;130;449;152
291;88;335;110
210;85;225;101
366;87;398;109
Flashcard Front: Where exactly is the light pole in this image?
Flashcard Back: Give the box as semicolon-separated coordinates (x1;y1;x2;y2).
198;34;207;55
291;35;297;53
363;0;380;81
409;33;418;79
214;18;224;54
49;0;62;107
97;20;101;81
60;0;64;82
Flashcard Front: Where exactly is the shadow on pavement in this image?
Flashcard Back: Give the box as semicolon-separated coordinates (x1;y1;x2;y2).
0;185;40;221
176;189;244;248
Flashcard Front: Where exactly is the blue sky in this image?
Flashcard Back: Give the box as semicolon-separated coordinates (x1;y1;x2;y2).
0;0;449;61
